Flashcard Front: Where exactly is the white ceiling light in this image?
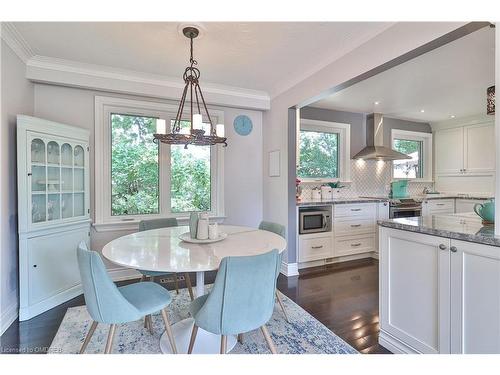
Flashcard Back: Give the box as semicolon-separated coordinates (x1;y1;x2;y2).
420;109;425;113
374;101;380;105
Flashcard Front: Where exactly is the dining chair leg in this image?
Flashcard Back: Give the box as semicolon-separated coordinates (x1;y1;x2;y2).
237;333;244;344
140;275;146;282
187;324;199;354
160;309;177;354
174;275;179;294
260;325;277;354
275;291;290;323
104;324;116;354
150;276;155;283
79;321;98;354
145;314;153;335
185;273;194;301
144;316;148;329
220;335;227;354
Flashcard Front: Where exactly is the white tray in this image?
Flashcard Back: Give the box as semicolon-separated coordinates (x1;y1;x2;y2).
179;232;227;244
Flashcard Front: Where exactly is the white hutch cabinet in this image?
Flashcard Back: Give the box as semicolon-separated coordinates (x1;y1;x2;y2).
17;115;90;321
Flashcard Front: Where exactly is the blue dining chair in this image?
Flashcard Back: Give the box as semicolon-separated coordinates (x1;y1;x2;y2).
187;249;281;354
138;218;194;302
76;242;177;354
258;221;289;323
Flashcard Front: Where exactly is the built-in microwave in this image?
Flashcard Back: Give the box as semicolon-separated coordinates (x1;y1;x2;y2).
299;207;332;235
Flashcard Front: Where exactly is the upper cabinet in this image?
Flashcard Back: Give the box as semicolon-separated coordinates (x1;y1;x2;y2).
18;116;91;233
434;122;494;176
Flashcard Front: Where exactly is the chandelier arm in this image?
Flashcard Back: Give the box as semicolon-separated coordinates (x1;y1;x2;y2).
173;83;189;132
196;83;215;135
190;77;194;133
194;81;202;116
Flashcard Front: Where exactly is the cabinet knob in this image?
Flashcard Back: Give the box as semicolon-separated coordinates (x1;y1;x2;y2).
438;244;447;250
33;264;37;268
450;246;458;253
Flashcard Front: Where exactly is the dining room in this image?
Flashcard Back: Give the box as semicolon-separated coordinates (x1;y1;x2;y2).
2;2;500;374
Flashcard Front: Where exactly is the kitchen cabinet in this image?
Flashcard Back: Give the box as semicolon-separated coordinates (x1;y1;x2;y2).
422;198;455;216
455;198;488;213
434;122;494;176
333;203;376;258
17;115;91;321
450;240;500;354
379;227;500;354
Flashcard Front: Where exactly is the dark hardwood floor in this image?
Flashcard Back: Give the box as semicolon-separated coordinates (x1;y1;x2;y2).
1;258;389;354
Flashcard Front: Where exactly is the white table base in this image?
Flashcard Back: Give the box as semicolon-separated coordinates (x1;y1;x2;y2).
160;318;237;354
160;271;236;354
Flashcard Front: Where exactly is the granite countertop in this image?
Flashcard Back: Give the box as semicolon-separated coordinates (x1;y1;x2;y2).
378;212;500;247
418;194;493;201
297;197;388;206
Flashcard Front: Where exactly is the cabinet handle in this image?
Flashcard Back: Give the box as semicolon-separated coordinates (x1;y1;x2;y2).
351;243;362;247
350;224;361;227
438;244;447;250
27;172;32;176
351;208;362;211
436;203;445;206
450;246;458;253
311;245;324;249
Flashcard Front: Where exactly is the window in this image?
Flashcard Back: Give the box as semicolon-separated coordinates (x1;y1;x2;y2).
297;119;350;182
391;129;433;181
95;96;224;229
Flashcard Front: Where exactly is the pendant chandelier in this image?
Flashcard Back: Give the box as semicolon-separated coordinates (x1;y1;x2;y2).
154;27;227;148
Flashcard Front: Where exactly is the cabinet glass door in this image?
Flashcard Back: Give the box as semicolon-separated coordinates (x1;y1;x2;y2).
29;136;88;226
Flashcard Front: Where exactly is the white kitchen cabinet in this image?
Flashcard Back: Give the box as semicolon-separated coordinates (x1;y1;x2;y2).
379;227;500;354
17;115;91;320
463;123;495;174
450;240;500;354
434;127;464;175
298;235;333;263
434;122;494;176
455;198;489;213
379;228;450;354
422;198;455;216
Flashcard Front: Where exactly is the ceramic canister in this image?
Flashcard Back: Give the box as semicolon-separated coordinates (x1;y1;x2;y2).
197;212;209;240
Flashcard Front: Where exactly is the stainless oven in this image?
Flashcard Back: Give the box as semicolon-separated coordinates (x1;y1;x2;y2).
389;199;422;219
299;207;332;234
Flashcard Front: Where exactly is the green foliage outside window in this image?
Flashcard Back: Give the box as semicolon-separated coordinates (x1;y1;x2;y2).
393;138;423;179
298;130;339;179
111;114;159;215
111;115;211;216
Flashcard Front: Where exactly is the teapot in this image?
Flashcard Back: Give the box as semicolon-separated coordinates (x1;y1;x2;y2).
474;199;495;224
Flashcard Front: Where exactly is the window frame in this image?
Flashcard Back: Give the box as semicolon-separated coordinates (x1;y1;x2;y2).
297;119;351;183
94;96;225;230
391;129;433;182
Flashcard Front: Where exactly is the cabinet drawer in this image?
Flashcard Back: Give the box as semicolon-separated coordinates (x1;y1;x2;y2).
425;199;455;211
299;236;333;262
334;218;376;236
334;235;375;257
334;203;376;218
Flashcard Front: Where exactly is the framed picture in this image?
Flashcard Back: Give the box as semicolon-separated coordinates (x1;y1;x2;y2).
269;150;280;177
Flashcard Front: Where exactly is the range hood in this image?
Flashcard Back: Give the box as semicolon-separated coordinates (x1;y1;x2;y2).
352;113;411;160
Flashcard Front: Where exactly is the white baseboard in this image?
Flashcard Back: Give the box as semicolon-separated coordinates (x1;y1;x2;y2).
1;302;19;336
280;261;299;277
108;267;141;282
378;330;419;354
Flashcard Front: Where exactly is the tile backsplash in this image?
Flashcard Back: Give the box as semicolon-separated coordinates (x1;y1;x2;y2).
298;159;434;199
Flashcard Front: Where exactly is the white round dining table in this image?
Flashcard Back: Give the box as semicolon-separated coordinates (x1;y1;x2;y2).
102;224;287;354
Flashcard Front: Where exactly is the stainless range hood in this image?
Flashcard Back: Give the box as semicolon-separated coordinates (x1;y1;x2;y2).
352;113;411;160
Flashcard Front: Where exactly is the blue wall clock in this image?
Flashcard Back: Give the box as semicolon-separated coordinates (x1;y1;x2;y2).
233;115;253;136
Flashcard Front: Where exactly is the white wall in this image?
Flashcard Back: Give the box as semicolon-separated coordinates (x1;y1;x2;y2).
32;83;263;262
1;41;34;334
263;22;465;265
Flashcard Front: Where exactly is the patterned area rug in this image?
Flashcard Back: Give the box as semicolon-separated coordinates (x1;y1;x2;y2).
49;287;357;354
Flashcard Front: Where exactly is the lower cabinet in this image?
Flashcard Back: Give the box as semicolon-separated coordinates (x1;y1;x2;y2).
379;227;500;354
298;235;333;263
422;198;455;216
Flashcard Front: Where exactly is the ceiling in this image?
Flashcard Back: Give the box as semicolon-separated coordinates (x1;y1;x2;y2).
310;26;495;123
12;22;393;97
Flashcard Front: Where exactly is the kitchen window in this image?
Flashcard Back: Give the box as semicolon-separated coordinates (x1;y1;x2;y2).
297;119;350;182
95;96;224;230
391;129;432;181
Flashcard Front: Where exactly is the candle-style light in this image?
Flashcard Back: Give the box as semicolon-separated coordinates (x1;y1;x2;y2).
153;27;227;148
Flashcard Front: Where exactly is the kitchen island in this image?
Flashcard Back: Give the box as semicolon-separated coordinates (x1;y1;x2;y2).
377;213;500;354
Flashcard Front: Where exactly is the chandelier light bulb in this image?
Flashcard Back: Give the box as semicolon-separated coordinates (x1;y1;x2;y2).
216;124;225;137
156;119;166;134
193;114;203;130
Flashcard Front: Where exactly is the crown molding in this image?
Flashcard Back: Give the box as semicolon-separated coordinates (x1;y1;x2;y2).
0;22;35;63
26;55;270;110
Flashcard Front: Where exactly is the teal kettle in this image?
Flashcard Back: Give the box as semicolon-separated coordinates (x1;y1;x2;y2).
474;199;495;224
